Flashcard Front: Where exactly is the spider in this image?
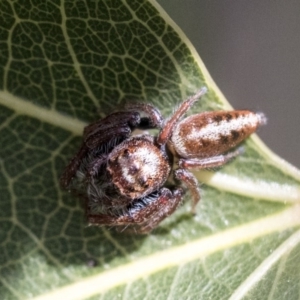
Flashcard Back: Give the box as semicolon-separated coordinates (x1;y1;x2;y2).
60;87;266;233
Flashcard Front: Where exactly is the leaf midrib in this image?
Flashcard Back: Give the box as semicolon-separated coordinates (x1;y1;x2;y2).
0;91;85;135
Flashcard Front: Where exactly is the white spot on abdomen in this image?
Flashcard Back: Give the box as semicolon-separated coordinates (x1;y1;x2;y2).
188;114;258;141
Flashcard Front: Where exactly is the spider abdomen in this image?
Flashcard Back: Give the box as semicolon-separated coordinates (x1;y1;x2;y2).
171;110;266;158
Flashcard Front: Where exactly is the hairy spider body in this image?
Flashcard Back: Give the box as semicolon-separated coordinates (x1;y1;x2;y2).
107;135;171;199
60;88;266;233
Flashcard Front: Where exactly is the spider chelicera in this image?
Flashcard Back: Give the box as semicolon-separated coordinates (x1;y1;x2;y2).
60;87;266;233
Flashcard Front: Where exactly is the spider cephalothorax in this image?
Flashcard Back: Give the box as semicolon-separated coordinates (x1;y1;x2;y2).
107;135;170;199
60;88;266;233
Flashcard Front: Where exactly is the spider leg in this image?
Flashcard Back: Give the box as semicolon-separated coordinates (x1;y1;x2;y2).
60;127;132;189
174;169;200;214
124;102;164;129
157;87;207;145
137;188;185;233
85;127;131;149
87;187;184;234
60;112;141;189
179;147;243;169
60;145;88;189
84;111;140;145
86;154;108;178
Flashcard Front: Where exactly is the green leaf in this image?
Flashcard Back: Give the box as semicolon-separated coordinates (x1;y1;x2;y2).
0;1;299;299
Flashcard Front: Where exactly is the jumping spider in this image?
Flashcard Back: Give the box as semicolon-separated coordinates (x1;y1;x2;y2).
60;87;266;233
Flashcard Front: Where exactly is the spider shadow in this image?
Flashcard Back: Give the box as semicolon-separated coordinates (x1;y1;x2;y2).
45;197;196;269
47;194;152;268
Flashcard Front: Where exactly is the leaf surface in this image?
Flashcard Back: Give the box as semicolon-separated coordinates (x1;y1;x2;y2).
0;1;299;299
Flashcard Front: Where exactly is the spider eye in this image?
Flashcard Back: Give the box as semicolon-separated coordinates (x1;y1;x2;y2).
123;149;130;157
128;165;138;175
138;177;149;188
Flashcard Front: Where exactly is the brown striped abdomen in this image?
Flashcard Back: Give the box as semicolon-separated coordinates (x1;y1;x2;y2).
170;110;266;158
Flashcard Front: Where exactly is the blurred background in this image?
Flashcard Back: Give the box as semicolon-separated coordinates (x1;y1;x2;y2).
158;0;300;167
